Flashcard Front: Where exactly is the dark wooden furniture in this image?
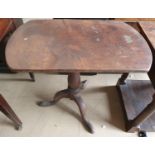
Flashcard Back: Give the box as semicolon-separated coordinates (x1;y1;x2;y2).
112;19;155;134
0;18;22;72
0;19;22;129
0;18;35;81
0;94;22;129
6;20;152;133
124;22;155;133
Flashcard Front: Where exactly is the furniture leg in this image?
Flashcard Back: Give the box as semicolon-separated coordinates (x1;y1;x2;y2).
0;94;22;129
72;94;93;133
37;89;69;106
29;72;35;82
117;73;129;85
37;72;94;133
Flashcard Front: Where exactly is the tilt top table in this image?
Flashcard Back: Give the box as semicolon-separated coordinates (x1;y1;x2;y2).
6;20;152;133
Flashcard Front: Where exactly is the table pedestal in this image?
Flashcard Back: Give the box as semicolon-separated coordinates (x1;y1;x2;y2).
0;94;22;129
117;73;155;132
37;72;94;133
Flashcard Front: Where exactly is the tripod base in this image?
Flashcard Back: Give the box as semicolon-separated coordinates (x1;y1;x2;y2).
37;73;94;134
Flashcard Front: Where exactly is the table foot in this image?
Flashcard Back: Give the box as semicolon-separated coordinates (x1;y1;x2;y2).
15;124;22;130
37;101;56;107
138;130;147;137
0;94;22;129
37;72;94;134
83;119;94;134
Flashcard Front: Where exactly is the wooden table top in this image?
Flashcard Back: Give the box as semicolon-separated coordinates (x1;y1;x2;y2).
6;20;152;73
139;22;155;50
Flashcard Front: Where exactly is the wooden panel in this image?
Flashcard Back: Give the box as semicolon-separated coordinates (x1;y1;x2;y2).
118;80;155;132
6;20;152;73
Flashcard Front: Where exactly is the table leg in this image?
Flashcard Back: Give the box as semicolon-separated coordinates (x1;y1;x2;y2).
37;72;94;133
29;72;35;82
0;94;22;129
117;73;129;85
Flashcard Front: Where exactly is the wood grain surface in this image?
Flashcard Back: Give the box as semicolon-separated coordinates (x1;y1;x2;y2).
6;20;152;73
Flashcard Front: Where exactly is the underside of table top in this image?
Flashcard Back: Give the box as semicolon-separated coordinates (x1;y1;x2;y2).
6;20;152;73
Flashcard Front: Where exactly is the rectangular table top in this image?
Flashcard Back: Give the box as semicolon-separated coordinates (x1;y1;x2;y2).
6;20;152;73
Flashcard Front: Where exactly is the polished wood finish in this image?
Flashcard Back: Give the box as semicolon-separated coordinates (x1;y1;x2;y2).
0;94;22;129
6;20;152;73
